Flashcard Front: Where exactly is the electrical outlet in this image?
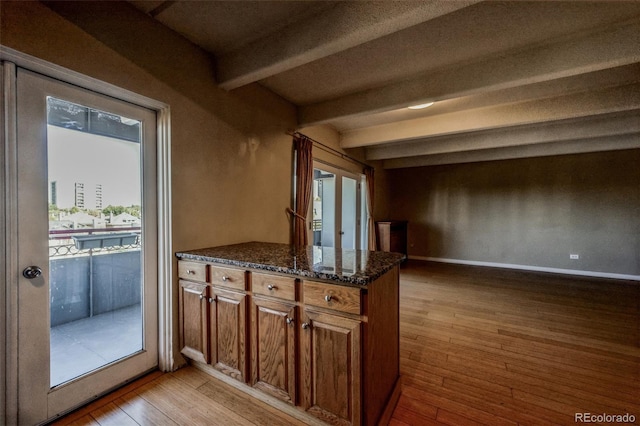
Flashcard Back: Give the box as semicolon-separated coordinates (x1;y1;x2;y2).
570;254;580;260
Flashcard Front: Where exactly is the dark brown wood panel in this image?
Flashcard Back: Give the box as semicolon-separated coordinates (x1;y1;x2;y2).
250;296;298;404
178;280;209;363
364;266;400;425
302;310;361;426
303;281;361;315
210;286;248;382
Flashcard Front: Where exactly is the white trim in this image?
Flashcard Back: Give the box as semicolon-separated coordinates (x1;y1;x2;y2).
156;108;174;372
2;60;19;426
310;160;366;250
0;46;167;110
409;256;640;282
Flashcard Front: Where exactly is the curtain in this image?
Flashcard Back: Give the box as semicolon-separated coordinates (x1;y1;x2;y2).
365;167;376;250
291;135;313;247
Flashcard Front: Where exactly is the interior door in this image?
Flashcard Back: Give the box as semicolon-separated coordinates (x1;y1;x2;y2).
310;163;363;249
15;68;158;424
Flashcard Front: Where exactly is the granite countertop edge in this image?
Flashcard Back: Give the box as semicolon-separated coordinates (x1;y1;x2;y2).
175;244;405;286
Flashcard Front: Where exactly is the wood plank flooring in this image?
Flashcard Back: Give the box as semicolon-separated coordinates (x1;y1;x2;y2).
50;261;640;426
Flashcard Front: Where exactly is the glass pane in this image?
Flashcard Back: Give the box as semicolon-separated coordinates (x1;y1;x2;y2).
47;97;143;387
341;177;357;249
312;169;335;247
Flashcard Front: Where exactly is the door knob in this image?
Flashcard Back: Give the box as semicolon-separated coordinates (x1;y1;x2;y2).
23;266;43;279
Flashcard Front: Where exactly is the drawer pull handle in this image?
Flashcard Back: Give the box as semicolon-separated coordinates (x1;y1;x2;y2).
301;322;310;330
286;317;293;325
267;284;276;291
222;276;229;282
187;270;195;274
324;295;332;302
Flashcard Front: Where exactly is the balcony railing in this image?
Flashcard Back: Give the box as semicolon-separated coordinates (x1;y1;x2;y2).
49;227;141;257
49;227;142;326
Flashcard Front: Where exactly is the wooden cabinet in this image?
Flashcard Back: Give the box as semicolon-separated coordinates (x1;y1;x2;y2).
178;259;210;364
209;266;249;382
301;309;361;426
178;263;249;383
376;220;408;255
252;272;297;301
178;280;209;364
209;286;248;382
177;259;400;426
303;281;361;315
250;296;297;404
178;261;208;283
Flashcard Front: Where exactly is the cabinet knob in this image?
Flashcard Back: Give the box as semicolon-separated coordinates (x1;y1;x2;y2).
267;284;276;291
301;322;310;329
187;269;195;275
286;317;293;325
222;276;229;282
199;294;204;300
324;295;332;302
208;297;214;303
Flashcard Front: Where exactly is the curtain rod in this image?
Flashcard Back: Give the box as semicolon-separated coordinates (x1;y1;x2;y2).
287;130;371;170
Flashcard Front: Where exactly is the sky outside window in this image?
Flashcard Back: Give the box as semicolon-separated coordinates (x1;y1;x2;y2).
47;125;141;210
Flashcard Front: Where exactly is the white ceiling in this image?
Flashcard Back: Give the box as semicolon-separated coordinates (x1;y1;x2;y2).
128;0;640;168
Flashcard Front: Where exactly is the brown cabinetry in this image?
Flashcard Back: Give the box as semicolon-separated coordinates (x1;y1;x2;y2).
376;220;408;255
250;296;297;404
208;265;249;382
301;309;361;426
177;258;400;426
209;285;248;382
178;280;209;364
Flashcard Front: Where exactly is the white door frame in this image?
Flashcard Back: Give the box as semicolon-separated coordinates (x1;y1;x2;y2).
1;46;173;425
309;160;365;250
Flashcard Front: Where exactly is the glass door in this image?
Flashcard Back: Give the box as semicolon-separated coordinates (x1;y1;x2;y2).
15;68;158;424
341;176;358;249
310;162;364;249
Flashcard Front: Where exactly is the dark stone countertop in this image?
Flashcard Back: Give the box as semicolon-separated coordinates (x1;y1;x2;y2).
175;241;405;286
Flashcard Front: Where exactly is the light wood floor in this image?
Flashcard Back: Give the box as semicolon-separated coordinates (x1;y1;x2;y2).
51;261;640;426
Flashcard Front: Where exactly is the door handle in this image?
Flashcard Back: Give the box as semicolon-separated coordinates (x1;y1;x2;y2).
23;266;43;279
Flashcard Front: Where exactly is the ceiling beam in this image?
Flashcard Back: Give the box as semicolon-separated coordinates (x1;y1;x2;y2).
341;83;640;148
216;0;480;90
332;63;640;131
382;133;640;169
366;111;640;160
300;19;640;126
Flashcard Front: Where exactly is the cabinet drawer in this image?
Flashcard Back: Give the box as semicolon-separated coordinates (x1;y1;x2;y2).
303;281;361;315
252;272;297;301
210;265;246;290
178;261;208;283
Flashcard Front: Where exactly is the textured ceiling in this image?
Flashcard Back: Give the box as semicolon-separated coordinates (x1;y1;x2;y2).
127;0;640;168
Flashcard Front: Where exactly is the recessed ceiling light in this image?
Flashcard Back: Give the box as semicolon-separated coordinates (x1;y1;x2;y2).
408;102;434;110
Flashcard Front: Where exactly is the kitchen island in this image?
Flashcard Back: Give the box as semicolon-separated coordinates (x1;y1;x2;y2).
176;242;405;426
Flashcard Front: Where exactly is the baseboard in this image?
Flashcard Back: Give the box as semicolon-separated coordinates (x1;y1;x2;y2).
408;256;640;282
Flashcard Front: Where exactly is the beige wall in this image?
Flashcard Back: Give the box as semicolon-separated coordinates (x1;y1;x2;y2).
386;149;640;276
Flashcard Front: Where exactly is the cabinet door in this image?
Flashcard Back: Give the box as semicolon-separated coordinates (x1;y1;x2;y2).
178;280;209;364
301;310;361;426
210;286;248;382
250;297;297;404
